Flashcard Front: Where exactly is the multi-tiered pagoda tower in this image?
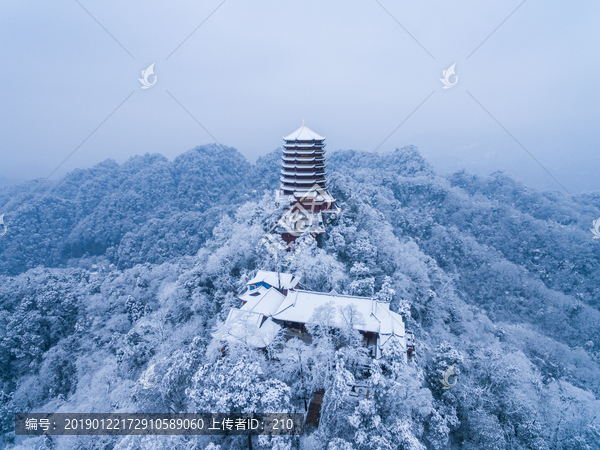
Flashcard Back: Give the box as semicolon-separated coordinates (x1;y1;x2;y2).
276;121;339;244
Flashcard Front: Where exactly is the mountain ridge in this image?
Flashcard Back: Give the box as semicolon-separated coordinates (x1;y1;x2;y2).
1;144;599;449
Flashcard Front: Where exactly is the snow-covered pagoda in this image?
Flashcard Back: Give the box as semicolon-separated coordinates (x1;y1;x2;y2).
215;271;413;360
276;122;340;243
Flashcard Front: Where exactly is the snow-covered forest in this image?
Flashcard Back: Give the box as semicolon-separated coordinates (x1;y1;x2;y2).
1;144;599;449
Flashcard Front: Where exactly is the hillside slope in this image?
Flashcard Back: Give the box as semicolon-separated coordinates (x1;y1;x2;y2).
1;146;599;449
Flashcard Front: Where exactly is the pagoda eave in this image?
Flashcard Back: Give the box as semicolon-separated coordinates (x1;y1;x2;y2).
282;163;325;169
282;156;325;161
281;171;326;178
283;143;326;148
281;177;326;184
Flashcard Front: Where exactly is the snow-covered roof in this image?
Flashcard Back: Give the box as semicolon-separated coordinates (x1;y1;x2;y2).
240;287;286;316
281;170;326;178
294;189;334;202
272;290;405;337
215;271;406;358
283;143;325;148
216;309;282;348
247;270;301;291
283;123;325;141
280;177;325;185
282;156;324;162
282;163;322;169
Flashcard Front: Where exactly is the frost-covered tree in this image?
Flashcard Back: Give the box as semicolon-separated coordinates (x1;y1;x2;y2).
274;339;313;412
188;353;292;414
2;144;600;449
318;355;355;437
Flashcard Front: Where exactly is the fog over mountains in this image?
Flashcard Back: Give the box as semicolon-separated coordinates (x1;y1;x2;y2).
0;145;599;449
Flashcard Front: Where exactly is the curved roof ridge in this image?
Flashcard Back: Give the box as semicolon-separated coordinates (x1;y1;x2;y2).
283;122;326;141
294;289;374;301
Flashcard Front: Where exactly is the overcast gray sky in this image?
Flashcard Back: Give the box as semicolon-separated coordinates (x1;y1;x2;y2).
1;0;599;193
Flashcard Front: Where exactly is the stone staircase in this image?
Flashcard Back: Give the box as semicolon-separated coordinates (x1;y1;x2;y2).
305;389;325;428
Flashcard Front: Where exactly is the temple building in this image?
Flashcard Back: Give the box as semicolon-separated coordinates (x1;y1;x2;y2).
215;271;415;424
275;122;340;243
214;270;414;361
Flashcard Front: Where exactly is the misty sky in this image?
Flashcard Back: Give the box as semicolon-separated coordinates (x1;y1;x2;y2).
1;0;599;193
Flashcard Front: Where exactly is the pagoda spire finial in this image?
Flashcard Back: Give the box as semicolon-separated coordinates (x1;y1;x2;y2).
302;118;305;127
